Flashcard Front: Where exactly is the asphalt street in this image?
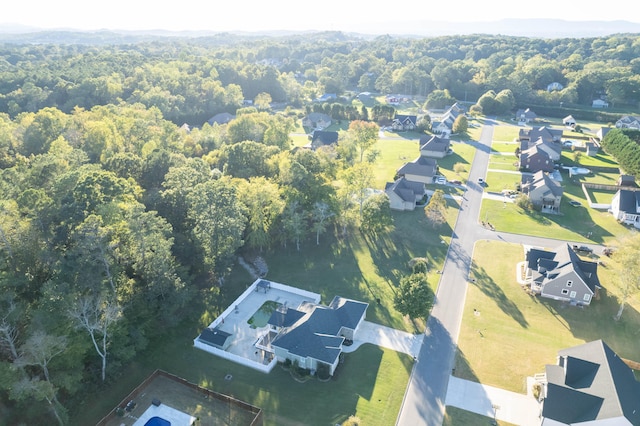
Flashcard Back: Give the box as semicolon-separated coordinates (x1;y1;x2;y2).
395;119;604;425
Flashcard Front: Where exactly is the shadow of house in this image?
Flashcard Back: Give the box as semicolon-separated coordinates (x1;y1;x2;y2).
538;340;640;425
523;243;601;306
310;130;339;150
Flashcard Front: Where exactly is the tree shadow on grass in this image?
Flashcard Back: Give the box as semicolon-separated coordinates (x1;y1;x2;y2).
539;287;640;361
470;264;529;328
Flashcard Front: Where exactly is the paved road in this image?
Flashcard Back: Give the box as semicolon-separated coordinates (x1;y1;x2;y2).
396;119;607;425
396;120;496;425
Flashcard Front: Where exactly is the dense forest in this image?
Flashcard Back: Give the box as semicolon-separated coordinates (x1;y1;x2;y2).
1;31;639;424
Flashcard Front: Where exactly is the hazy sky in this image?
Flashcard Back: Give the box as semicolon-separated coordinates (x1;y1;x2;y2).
3;0;639;32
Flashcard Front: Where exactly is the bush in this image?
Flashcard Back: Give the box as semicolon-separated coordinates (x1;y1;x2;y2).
408;257;429;274
343;415;362;426
316;362;331;380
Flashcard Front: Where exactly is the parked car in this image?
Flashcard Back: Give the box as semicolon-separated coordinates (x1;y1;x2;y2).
477;177;484;185
568;200;581;207
449;180;462;185
572;245;593;254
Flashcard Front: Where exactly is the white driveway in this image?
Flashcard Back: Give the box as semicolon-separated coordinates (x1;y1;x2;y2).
344;320;423;357
445;376;541;426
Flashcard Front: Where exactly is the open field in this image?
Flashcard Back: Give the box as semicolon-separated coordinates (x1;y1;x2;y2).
374;138;421;188
488;153;518;172
479;197;634;245
455;241;640;393
437;141;477;183
491;125;520;142
484;171;521;192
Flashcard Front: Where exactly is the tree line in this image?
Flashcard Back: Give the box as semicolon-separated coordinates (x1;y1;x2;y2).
1;32;640;126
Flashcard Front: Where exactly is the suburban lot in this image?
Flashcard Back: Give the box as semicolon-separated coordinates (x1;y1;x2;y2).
455;241;640;393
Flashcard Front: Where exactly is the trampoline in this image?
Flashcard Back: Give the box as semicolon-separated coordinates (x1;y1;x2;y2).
144;417;171;426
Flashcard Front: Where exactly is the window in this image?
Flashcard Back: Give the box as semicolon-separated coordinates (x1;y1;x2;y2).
570;291;577;298
566;280;573;287
561;289;569;295
583;294;591;302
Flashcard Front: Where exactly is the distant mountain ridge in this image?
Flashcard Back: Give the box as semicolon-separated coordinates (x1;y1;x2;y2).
0;18;639;42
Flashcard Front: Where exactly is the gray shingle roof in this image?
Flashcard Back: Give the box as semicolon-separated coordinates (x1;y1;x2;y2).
397;156;437;178
420;135;450;153
385;177;425;202
272;297;368;365
543;340;640;424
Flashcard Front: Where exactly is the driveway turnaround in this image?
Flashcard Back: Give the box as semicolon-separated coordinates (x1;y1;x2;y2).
343;320;423;358
445;376;541;426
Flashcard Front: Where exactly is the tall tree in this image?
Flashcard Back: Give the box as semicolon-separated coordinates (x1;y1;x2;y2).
424;189;447;227
68;295;120;382
347;120;379;163
310;201;334;245
394;273;434;321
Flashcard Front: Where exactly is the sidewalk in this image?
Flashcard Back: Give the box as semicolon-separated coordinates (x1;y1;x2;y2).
445;376;541;426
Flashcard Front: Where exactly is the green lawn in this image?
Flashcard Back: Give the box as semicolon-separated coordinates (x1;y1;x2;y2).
374;138;421;188
491;125;520;142
488;154;518;172
560;152;619;169
438;141;476;182
479;197;633;245
75;329;412;426
73;204;460;425
490;141;519;154
444;406;517;426
455;241;640;393
484;171;521;192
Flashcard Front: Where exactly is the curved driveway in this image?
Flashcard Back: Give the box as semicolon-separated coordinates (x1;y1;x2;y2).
396;119;601;425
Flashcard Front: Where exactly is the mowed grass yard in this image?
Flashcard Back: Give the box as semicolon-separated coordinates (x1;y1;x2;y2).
75;192;460;426
455;241;640;394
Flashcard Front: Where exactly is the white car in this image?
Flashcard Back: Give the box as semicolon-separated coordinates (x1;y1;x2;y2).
477;177;484;185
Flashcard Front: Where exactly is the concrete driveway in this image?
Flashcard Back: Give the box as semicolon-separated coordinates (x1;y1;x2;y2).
343;320;423;357
445;376;541;426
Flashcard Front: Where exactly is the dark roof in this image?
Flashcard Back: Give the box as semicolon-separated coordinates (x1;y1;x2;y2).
526;243;601;292
393;114;417;126
272;297;368;365
521;170;563;198
420;135;451;153
519;145;554;173
268;308;306;328
312;130;339;146
616;189;640;214
543;340;640;424
198;328;232;348
385;177;425;202
397;156;437;178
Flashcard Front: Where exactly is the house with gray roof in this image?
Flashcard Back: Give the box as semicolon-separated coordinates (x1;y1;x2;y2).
519;126;564;144
524;243;601;306
610;189;640;229
515;108;537;123
518;144;555;173
302;112;332;130
391;114;418;132
269;296;368;376
397;156;438;184
385;177;426;211
432;103;464;136
419;134;451;159
521;170;563;213
615;115;640;130
539;340;640;425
